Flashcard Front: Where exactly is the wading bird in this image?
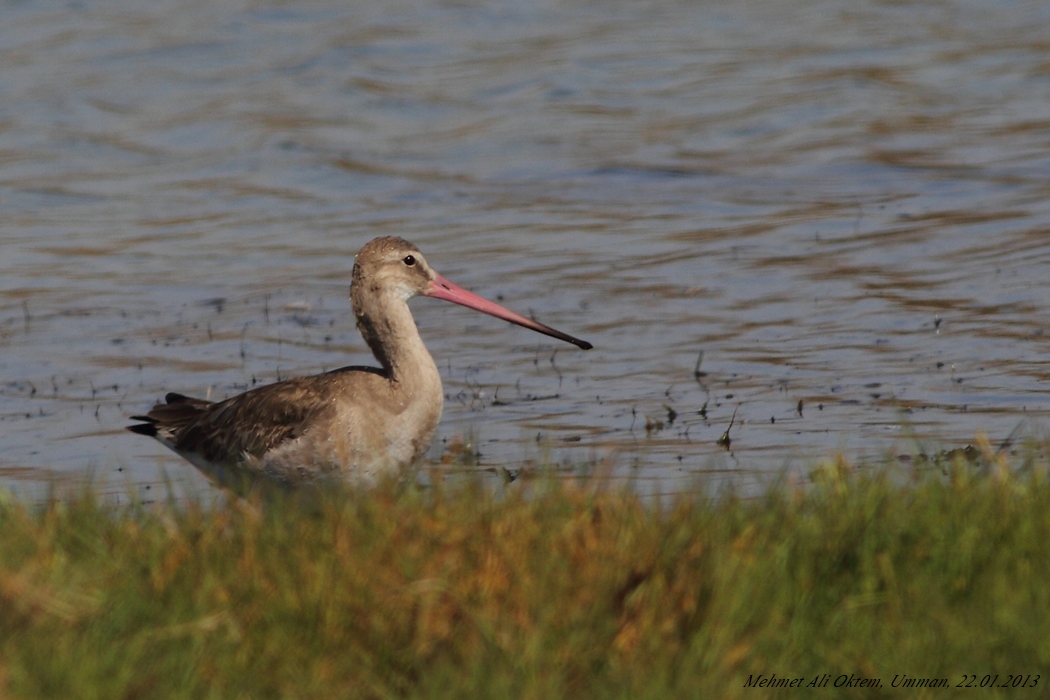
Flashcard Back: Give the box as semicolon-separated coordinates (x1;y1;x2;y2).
128;236;591;489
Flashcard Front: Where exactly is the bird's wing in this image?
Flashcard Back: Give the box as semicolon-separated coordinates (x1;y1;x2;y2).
131;366;385;464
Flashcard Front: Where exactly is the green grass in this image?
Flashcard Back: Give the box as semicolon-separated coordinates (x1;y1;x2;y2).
2;447;1050;698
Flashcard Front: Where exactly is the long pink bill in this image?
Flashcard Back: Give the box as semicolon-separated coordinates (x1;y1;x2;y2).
426;273;593;350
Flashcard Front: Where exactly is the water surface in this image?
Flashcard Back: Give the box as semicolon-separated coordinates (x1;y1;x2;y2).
2;0;1050;499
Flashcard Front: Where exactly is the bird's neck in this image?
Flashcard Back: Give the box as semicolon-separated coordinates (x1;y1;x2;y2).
354;293;439;391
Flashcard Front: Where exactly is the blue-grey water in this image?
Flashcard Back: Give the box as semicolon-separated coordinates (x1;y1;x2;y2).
2;0;1050;501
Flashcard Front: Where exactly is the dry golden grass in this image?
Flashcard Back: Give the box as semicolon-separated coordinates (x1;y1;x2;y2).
2;454;1049;698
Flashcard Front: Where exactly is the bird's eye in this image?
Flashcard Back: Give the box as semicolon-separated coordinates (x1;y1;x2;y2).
403;255;416;266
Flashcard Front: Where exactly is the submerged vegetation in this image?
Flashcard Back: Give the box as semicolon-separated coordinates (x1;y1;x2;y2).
2;446;1050;698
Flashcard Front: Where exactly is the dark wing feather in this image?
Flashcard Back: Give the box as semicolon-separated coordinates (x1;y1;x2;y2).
127;392;213;436
127;366;386;463
175;379;331;462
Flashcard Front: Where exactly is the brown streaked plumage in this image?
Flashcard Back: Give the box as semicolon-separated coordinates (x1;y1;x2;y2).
128;236;592;490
